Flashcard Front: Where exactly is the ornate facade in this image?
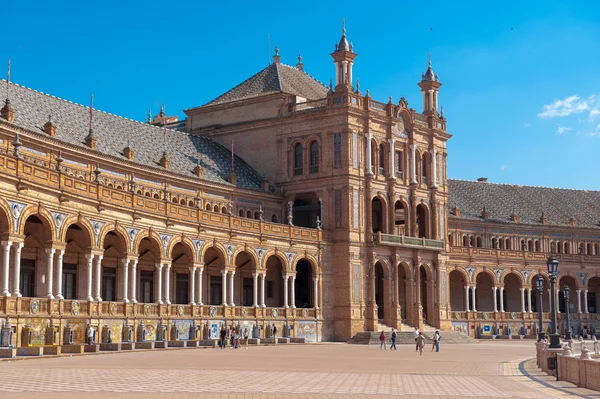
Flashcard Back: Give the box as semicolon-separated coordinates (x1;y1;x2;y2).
0;28;598;347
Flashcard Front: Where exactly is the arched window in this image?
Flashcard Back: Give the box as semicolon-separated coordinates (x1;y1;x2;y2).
293;143;303;175
564;242;570;254
594;243;599;256
586;243;591;255
557;242;563;254
145;192;151;197
378;143;386;176
550;241;556;253
476;236;482;248
528;240;533;251
153;193;160;199
271;214;278;223
421;153;428;185
448;233;454;245
246;210;252;218
491;237;497;249
221;206;227;214
520;239;526;251
188;200;195;207
535;240;540;252
136;190;142;195
205;203;211;211
499;238;504;249
505;238;511;250
309;141;319;173
254;212;260;220
462;236;468;247
213;205;219;212
172;198;178;203
238;209;244;217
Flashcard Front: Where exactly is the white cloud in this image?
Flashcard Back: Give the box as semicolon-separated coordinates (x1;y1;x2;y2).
585;124;600;137
557;125;573;135
538;94;599;120
524;122;531;128
500;165;507;171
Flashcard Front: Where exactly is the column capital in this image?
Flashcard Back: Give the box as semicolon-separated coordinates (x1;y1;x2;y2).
96;254;104;262
189;266;197;272
13;241;24;250
192;262;204;268
221;269;228;276
45;248;56;255
85;253;95;261
155;262;163;270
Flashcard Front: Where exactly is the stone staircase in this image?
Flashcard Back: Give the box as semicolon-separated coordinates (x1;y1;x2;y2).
348;320;475;345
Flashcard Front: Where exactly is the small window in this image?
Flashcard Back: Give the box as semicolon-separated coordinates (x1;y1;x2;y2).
293;143;303;176
205;204;211;211
462;236;468;247
180;199;186;205
238;209;244;217
421;154;428;184
505;239;511;250
395;151;403;178
246;210;252;218
153;193;160;199
188;200;195;207
271;214;278;223
476;236;482;248
309;141;319;173
535;241;541;252
491;237;497;249
221;206;227;214
379;143;386;176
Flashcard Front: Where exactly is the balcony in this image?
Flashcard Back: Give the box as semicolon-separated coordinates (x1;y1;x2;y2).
372;232;444;251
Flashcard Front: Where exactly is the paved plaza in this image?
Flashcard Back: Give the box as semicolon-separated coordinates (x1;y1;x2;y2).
0;342;597;399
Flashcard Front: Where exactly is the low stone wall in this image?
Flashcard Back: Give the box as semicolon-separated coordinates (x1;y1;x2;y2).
538;341;600;392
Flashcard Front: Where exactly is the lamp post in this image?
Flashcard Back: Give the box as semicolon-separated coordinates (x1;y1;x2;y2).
536;275;545;342
547;255;561;348
563;285;572;341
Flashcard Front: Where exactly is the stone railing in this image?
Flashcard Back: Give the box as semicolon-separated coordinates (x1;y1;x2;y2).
0;149;322;242
450;246;600;264
373;232;444;251
549;344;600;391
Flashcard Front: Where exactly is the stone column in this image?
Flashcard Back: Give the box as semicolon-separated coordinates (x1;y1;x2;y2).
409;144;417;184
196;266;203;306
1;241;11;296
520;287;526;313
527;288;532;313
85;253;94;301
389;139;395;178
464;286;470;311
94;255;103;302
583;290;588;313
221;270;228;306
499;287;505;312
576;290;582;314
260;273;266;307
366;133;373;175
130;259;137;303
471;286;477;312
55;249;64;299
12;242;24;298
229;270;235;307
155;262;163;304
189;266;196;305
283;274;289;308
291;275;296;308
121;258;129;303
163;262;171;305
313;276;319;309
252;273;259;307
430;148;437;187
492;286;498;312
45;248;55;299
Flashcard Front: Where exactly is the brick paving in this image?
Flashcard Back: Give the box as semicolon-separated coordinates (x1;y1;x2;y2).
0;342;595;399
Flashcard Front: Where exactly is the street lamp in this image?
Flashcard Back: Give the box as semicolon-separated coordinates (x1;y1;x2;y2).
547;255;561;348
536;275;545;342
563;286;572;341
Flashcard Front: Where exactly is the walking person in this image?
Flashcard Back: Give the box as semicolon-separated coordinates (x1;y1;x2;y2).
416;332;425;356
390;328;397;350
432;331;441;352
219;325;227;349
414;327;420;351
273;325;278;339
379;330;387;350
86;324;94;345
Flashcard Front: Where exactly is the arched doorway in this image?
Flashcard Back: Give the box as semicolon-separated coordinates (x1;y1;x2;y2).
101;230;127;302
419;266;430;321
397;263;409;320
504;273;522;312
449;270;466;311
558;276;577;313
21;215;53;298
531;274;550;313
233;251;256;307
475;272;494;311
137;236;161;304
265;255;284;307
171;242;194;305
204;246;226;306
416;204;428;238
372;198;384;233
394;201;408;235
295;259;313;308
588;277;600;313
375;262;385;320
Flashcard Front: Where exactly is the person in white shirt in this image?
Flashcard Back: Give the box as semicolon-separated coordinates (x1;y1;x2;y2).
432;331;441;352
86;324;94;345
414;328;419;351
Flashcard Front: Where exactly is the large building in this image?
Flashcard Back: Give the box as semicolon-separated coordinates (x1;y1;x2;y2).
0;28;598;346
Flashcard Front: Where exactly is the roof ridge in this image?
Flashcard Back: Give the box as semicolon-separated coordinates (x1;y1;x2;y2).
0;79;184;136
273;63;283;92
447;178;600;193
277;62;328;90
202;64;276;107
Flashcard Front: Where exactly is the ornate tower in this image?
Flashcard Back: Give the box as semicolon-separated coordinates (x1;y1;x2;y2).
330;20;357;91
417;54;442;115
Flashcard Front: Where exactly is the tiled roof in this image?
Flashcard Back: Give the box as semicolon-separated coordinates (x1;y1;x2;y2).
204;63;328;106
0;80;278;194
448;179;600;228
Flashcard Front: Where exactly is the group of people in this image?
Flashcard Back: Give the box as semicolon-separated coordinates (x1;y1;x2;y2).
219;325;251;349
379;328;441;355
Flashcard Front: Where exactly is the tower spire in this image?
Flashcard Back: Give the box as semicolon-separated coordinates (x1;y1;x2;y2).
342;18;345;35
418;53;442;115
331;20;357;91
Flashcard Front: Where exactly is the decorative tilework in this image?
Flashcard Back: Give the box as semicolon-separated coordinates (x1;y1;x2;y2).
333;133;342;168
334;189;342;229
353;189;359;229
441;271;447;306
352;133;358;168
7;201;25;232
353;264;361;303
90;220;105;246
51;212;67;240
439;204;445;239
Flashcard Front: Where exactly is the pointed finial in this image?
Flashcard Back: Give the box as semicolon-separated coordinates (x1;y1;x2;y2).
298;54;302;63
356;78;360;90
329;78;333;90
440;105;444;116
274;46;279;56
342;18;346;35
147;109;152;123
428;52;431;66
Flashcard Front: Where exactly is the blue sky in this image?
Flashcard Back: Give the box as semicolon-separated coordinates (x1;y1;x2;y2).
3;1;599;189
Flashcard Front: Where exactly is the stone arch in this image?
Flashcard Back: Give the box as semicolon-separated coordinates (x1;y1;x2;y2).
373;257;391;278
451;266;470;284
370;194;388;234
583;273;600;287
558;274;581;290
503;272;523;312
397;108;415;130
97;223;131;251
232;246;260;270
417;261;434;281
473;268;497;285
528;270;550;286
449;269;467;311
199;241;228;266
261;249;289;271
59;216;95;246
499;270;525;286
415;201;430;239
393;197;410;236
167;236;197;261
0;198;14;233
133;229;164;255
18;205;56;240
291;253;318;275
